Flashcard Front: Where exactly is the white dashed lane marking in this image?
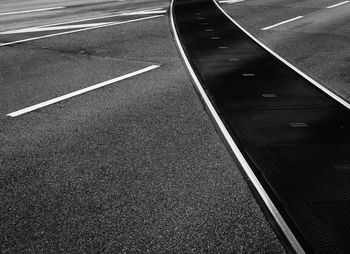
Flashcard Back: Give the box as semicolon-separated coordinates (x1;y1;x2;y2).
326;0;349;8
261;16;303;30
119;8;167;16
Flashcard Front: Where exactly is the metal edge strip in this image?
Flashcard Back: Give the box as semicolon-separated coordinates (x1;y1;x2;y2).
169;0;305;253
213;0;350;111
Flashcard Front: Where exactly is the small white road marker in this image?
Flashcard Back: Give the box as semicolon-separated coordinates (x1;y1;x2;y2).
262;93;277;98
0;7;65;16
261;16;303;30
290;122;308;127
7;65;160;117
326;1;349;8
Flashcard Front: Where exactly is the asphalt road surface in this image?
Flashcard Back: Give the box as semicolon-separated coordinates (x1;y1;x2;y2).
2;0;349;252
219;0;350;102
176;0;350;252
1;0;285;253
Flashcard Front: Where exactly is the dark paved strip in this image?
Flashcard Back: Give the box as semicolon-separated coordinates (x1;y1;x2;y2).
173;0;350;253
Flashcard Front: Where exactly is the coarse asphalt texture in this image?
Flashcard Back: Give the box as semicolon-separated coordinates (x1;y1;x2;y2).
219;0;350;102
1;1;285;253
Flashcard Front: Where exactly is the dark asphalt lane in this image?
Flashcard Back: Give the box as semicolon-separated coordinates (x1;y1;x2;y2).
218;0;350;102
176;0;350;252
1;2;284;253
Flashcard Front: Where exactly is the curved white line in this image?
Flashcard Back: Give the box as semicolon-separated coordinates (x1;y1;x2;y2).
170;0;306;253
214;1;350;111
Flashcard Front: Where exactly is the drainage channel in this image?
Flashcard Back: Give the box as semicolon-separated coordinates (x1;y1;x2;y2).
171;0;350;253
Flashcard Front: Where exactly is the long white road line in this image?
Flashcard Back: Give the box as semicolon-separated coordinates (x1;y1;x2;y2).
326;0;349;8
7;65;160;117
0;22;116;34
0;7;65;16
33;13;129;28
0;15;164;47
0;7;166;33
261;16;303;30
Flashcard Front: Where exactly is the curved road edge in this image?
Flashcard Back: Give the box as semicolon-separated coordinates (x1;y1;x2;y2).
213;0;350;111
170;0;304;253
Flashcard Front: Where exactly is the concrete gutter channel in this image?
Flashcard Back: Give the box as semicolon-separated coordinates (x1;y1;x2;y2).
171;0;350;253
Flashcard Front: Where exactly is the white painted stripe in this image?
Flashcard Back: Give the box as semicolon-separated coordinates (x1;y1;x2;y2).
29;13;128;29
119;9;167;16
326;0;349;8
0;7;166;34
171;0;306;253
219;0;245;4
0;22;114;35
261;16;303;30
0;7;65;16
7;65;160;117
0;15;164;47
38;7;165;27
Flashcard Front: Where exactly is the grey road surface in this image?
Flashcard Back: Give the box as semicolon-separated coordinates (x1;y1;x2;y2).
219;0;350;102
0;0;169;32
1;0;285;253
